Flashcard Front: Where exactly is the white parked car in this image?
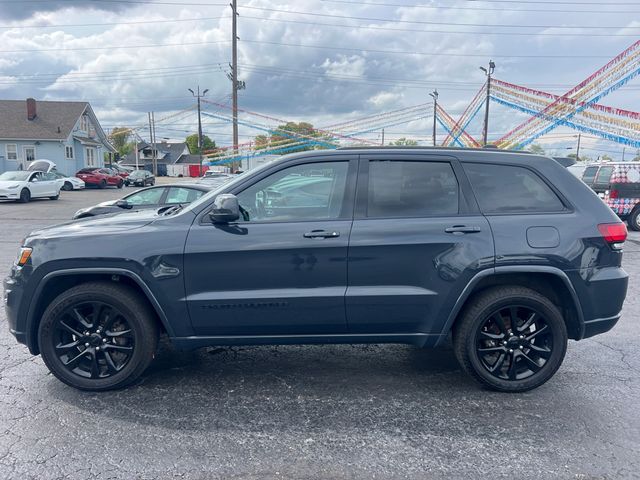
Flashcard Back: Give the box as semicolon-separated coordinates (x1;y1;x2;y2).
0;170;62;202
27;158;84;191
51;171;85;191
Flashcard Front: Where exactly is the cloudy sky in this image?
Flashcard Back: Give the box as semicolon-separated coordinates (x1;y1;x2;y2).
1;0;639;158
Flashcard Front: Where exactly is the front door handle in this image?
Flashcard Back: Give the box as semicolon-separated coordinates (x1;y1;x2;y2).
303;230;340;239
445;225;481;234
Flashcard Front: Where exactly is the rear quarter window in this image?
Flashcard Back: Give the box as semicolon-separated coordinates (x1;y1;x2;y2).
463;163;565;213
595;166;614;184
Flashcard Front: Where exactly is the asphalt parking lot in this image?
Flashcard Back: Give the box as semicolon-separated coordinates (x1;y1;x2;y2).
1;184;639;479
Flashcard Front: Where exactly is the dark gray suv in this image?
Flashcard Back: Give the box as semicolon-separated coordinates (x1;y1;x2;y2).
4;148;628;392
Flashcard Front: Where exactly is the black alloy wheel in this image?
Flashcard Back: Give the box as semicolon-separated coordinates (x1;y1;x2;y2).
63;181;73;191
475;305;553;381
19;188;31;203
51;301;135;380
453;286;568;392
38;282;159;391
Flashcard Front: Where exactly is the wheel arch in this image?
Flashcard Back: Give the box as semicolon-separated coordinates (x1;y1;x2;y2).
438;266;584;346
26;268;174;355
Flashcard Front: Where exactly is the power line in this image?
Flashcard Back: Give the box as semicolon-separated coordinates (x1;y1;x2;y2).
239;5;640;30
240;14;640;38
0;16;229;29
240;38;629;59
0;0;226;5
320;0;640;14
0;40;229;53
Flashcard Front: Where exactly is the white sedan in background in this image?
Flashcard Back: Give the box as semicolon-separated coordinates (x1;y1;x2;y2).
51;171;85;191
0;170;62;203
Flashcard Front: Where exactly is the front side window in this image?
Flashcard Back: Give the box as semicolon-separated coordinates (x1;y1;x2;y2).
125;188;164;205
367;160;459;217
236;161;349;222
463;163;565;213
6;144;17;160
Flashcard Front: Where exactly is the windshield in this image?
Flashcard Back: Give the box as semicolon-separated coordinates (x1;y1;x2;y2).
0;171;30;181
129;170;146;178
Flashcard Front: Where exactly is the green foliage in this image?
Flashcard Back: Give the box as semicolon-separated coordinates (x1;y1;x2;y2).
186;134;216;154
108;127;135;157
600;154;613;161
391;137;418;146
254;122;331;152
527;143;545;155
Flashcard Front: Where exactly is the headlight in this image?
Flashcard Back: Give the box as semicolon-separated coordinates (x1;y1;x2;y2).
7;184;20;189
16;247;32;266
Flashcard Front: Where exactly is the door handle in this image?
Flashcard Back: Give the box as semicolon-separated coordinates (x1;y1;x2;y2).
445;225;481;234
303;230;340;239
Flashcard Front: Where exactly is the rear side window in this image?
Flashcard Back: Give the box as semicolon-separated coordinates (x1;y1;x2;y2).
463;163;565;213
582;166;598;184
367;160;459;217
595;166;614;184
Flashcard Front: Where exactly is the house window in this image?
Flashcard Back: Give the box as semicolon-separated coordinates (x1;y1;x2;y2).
65;146;74;159
80;115;89;132
6;144;17;161
23;146;35;162
85;147;96;167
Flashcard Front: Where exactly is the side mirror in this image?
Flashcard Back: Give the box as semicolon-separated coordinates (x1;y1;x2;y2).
209;194;240;224
115;199;132;209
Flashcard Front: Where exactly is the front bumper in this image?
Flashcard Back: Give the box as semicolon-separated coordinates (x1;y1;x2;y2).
0;189;20;200
3;270;27;345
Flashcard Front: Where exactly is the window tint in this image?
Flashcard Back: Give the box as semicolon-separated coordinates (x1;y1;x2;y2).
125;187;164;205
166;187;204;204
582;166;598;184
595;166;614;184
463;163;565;213
367;161;459;217
236;161;349;222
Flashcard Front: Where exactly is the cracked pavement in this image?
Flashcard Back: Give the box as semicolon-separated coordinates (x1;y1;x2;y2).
1;186;639;479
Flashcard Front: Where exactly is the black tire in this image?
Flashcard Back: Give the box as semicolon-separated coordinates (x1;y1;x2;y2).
628;208;640;231
453;286;568;393
117;180;124;189
99;179;107;189
150;180;155;186
62;182;73;191
18;188;30;203
38;281;159;391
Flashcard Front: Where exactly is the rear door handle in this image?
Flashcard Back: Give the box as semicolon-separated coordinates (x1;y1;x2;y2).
303;230;340;239
445;225;481;234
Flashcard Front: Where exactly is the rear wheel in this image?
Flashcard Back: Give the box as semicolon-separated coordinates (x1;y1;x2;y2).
19;188;30;203
38;282;159;391
453;286;567;392
62;182;73;191
628;208;640;231
99;179;107;189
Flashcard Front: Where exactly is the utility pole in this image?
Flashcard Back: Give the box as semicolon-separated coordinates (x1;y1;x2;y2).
381;128;385;146
147;112;154;174
231;0;239;171
429;90;438;146
189;86;209;175
576;133;581;161
480;60;495;146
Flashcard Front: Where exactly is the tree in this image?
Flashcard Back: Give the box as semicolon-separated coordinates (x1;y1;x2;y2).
263;122;330;152
600;154;613;162
186;134;216;154
254;134;269;150
391;137;418;146
109;127;134;157
528;143;545;155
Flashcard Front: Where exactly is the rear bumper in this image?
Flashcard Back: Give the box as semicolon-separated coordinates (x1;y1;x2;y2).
582;313;621;339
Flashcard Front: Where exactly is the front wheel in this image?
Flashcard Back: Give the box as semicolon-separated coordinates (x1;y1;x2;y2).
453;286;567;392
38;282;159;391
19;188;30;203
63;182;73;191
117;180;124;189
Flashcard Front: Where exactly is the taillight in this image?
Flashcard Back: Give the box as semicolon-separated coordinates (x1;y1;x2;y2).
598;222;627;250
609;189;619;199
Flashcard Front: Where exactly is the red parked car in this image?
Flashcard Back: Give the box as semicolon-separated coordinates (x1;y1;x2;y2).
76;168;124;189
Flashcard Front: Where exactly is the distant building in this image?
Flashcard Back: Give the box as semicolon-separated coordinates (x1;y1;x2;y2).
120;141;203;175
0;98;116;175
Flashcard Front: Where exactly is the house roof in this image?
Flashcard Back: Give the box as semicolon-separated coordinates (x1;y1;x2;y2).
175;154;202;164
0;99;88;140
